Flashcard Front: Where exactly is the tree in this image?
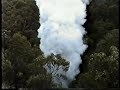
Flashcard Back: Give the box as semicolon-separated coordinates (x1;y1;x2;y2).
26;55;55;88
2;0;119;88
95;29;119;53
2;0;40;47
3;33;33;88
87;0;119;46
26;74;55;88
72;0;119;88
2;32;69;88
2;50;15;89
27;54;69;88
73;46;119;88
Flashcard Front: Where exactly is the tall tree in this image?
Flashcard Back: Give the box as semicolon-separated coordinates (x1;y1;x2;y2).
2;0;40;47
73;46;119;88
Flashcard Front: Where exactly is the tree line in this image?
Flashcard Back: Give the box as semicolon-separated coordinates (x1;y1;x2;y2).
2;0;119;88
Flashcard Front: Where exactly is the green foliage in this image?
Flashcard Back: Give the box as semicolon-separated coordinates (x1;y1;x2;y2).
88;0;119;45
26;74;54;88
73;46;119;88
72;0;119;88
2;0;40;32
46;54;69;67
8;32;32;65
2;33;32;88
2;0;119;88
96;29;119;53
2;33;55;88
2;0;40;47
2;0;68;88
2;51;15;88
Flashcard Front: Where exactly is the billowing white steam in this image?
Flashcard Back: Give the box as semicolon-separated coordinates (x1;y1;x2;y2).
35;0;90;88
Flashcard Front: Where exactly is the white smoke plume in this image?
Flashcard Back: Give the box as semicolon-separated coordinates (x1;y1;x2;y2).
35;0;90;88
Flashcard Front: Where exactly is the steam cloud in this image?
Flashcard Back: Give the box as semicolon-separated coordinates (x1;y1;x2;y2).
35;0;90;88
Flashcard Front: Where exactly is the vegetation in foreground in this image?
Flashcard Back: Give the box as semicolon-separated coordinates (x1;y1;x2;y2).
2;0;119;88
